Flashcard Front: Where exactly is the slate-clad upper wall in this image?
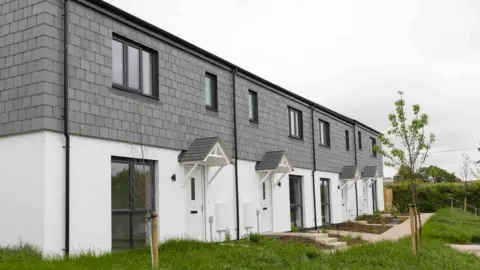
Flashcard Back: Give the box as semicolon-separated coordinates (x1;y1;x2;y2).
314;111;356;173
0;0;383;173
0;0;63;136
235;76;314;170
356;125;384;177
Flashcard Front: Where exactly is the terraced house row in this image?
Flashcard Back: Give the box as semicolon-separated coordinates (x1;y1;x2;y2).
0;0;384;256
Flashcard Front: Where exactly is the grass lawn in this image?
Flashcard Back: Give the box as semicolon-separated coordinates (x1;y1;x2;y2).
423;208;480;244
1;209;479;269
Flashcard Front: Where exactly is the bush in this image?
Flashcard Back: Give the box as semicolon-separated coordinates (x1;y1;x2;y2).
388;181;480;213
291;226;299;232
248;233;262;243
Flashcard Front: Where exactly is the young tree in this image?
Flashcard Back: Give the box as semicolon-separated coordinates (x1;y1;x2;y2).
374;91;435;255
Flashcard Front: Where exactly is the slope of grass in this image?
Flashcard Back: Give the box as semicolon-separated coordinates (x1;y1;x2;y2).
2;209;480;269
423;208;480;244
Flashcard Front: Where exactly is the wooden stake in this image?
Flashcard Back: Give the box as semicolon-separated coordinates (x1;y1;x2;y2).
464;197;467;212
151;211;159;268
409;206;417;256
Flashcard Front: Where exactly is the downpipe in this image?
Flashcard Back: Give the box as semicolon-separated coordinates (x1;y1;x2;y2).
63;0;71;256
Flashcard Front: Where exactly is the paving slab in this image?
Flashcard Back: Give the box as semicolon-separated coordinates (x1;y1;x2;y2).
448;244;480;256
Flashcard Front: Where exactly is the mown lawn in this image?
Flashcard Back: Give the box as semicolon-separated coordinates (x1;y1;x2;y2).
1;209;479;269
423;208;480;244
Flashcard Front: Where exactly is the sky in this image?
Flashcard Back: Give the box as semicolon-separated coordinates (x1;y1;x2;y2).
105;0;480;178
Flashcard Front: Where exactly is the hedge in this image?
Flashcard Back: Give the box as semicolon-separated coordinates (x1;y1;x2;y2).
386;181;480;213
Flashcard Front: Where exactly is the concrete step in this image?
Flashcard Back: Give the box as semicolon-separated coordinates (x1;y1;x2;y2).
317;237;338;244
326;241;347;250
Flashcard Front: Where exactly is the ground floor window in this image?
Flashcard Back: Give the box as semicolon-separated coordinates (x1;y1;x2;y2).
372;179;378;212
289;175;303;229
111;157;155;249
320;178;331;224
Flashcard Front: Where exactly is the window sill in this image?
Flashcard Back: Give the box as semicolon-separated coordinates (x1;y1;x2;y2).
319;143;331;149
206;106;218;112
112;84;159;100
288;135;304;141
249;119;259;124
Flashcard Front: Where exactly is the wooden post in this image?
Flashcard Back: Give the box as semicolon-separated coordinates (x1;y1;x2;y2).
451;198;453;210
464;197;467;212
151;211;159;268
409;205;417;256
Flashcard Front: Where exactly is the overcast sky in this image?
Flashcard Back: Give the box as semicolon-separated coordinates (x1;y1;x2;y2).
105;0;480;178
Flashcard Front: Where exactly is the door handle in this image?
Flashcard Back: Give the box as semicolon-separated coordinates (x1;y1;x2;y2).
190;210;198;214
263;207;268;210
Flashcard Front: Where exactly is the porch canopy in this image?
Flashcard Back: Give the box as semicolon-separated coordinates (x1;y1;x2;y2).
362;166;378;187
178;136;232;187
255;150;293;187
339;165;361;190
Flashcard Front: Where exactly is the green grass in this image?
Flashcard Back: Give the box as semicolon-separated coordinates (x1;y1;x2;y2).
423;208;480;244
2;209;480;269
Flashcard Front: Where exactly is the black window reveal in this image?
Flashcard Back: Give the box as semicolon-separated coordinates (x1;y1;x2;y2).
111;157;155;250
370;137;377;157
289;175;303;228
358;131;362;150
190;178;195;200
262;182;266;200
248;90;259;122
288;107;303;139
319;120;330;147
205;73;218;110
112;35;157;97
345;130;350;151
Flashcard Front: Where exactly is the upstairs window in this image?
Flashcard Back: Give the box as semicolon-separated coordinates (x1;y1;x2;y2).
358;131;362;150
205;73;218;110
370;137;377;157
288;107;303;139
319;120;330;147
345;130;350;151
112;35;157;97
248;90;259;122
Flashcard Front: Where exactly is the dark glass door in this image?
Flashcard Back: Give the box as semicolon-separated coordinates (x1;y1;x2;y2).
111;158;154;249
320;178;331;224
289;175;303;228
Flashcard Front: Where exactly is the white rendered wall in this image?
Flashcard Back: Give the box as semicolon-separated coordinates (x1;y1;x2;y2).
377;178;385;212
0;132;47;251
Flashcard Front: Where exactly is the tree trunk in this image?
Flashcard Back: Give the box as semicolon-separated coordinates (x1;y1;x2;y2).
413;183;422;238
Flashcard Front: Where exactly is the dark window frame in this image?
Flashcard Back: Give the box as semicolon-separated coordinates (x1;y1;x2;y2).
111;156;155;249
370;137;377;157
358;131;362;150
288;107;303;139
345;130;350;151
205;72;218;111
262;182;266;200
248;90;259;123
319;120;330;147
112;34;159;99
320;178;331;224
289;175;304;228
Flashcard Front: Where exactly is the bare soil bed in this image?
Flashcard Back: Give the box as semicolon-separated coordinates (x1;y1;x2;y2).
333;222;392;234
277;235;334;250
366;216;408;225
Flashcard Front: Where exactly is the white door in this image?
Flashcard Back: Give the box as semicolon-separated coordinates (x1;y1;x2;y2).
260;180;273;233
186;167;205;240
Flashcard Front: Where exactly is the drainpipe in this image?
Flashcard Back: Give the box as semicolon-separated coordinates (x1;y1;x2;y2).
353;124;358;217
232;68;240;240
63;0;71;256
310;105;317;230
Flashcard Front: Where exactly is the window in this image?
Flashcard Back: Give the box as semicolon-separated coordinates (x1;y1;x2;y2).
288;107;303;139
111;157;155;249
112;36;157;97
358;131;362;150
370;137;377;157
319;120;330;147
289;175;303;228
248;90;258;122
262;182;266;200
205;73;217;110
320;178;331;224
190;178;195;200
345;130;350;151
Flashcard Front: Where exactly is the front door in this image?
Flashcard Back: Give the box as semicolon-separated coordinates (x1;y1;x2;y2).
111;158;154;250
260;180;273;233
186;167;205;240
320;178;331;224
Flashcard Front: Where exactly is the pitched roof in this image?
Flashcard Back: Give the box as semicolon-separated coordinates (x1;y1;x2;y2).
339;165;359;179
178;137;231;163
255;151;286;171
363;166;378;178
